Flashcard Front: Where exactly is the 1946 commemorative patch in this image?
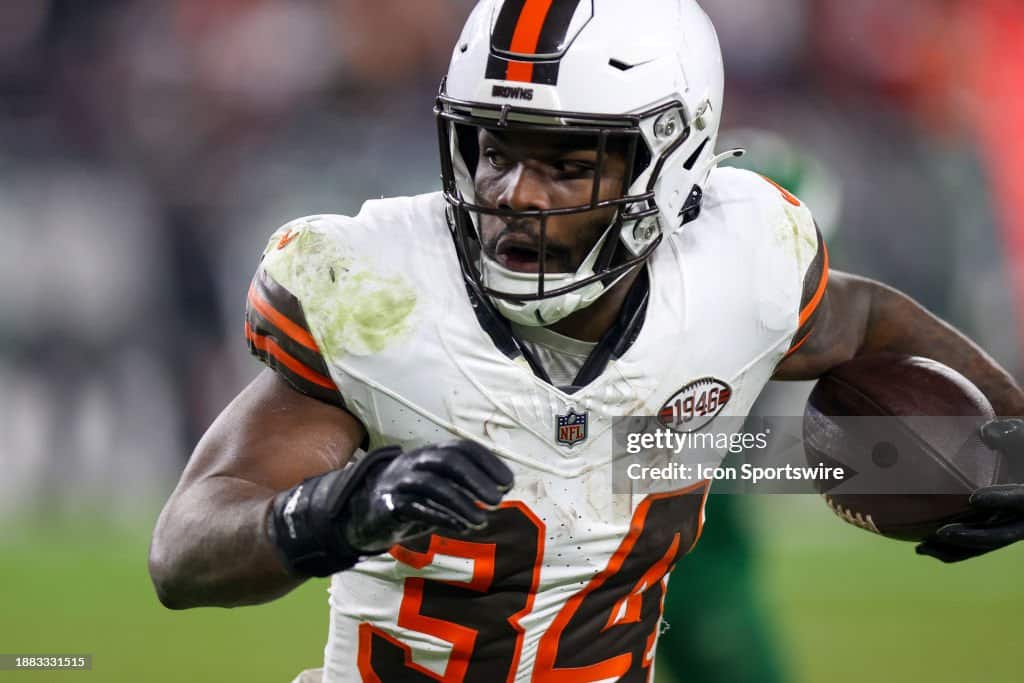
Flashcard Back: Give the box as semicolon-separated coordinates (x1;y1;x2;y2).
658;378;732;432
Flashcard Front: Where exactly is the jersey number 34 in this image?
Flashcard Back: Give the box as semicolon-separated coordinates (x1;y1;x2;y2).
357;483;708;682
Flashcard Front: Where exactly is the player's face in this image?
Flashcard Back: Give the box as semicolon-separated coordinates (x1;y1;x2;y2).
473;129;628;274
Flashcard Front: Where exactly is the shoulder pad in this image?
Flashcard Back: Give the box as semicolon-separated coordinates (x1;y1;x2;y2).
246;217;346;407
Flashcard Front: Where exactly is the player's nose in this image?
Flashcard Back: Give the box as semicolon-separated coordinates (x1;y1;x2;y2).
498;163;551;213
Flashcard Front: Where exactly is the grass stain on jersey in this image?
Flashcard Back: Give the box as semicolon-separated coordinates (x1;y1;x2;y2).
778;206;817;270
322;271;417;355
262;222;416;357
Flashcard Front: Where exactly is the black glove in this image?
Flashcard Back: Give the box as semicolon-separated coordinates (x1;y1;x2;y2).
916;418;1024;563
268;440;514;577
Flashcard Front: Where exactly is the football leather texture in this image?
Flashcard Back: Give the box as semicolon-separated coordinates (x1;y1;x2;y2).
803;354;1008;541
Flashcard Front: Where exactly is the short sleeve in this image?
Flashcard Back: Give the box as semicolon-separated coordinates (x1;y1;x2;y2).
244;221;346;408
750;173;830;358
785;224;829;357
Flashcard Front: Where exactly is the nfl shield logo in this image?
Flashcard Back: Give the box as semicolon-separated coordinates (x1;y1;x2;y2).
556;409;588;447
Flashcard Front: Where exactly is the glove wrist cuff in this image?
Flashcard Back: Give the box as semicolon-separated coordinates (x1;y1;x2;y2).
267;446;402;578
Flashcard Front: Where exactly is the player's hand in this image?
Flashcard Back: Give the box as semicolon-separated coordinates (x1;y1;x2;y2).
345;440;515;553
268;440;514;577
916;418;1024;563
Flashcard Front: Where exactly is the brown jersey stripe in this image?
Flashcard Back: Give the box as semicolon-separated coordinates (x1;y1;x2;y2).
787;227;829;354
798;229;829;328
246;304;332;377
246;321;344;409
245;267;346;408
248;270;319;351
784;328;813;358
245;321;336;390
246;268;335;383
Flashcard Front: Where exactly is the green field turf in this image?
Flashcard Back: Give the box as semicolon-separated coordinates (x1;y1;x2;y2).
753;496;1024;683
0;516;330;682
0;499;1021;682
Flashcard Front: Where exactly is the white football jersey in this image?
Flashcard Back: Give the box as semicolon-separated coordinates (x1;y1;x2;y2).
246;167;824;682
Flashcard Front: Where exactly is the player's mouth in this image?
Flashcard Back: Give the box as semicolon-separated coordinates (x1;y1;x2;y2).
495;234;569;273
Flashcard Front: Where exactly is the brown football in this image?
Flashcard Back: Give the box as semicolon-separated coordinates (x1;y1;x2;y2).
803;354;1008;541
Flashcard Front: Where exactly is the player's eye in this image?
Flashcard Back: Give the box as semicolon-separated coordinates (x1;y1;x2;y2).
553;159;597;179
483;148;511;170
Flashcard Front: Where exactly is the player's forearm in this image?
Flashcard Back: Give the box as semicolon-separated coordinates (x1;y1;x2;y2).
149;476;303;609
860;280;1024;416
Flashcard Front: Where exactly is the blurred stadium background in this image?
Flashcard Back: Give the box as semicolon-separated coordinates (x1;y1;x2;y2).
1;0;1023;681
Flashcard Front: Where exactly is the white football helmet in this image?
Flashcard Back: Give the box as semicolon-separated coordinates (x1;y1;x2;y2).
437;0;728;326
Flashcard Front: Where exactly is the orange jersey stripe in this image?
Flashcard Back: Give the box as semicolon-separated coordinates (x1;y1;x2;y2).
785;329;813;358
760;174;802;207
247;282;319;352
245;321;337;390
798;241;829;328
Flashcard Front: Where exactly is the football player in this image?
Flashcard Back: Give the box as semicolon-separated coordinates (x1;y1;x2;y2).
149;1;1024;681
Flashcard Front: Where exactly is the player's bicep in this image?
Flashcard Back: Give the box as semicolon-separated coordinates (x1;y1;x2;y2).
772;269;873;380
179;369;366;492
175;261;367;493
